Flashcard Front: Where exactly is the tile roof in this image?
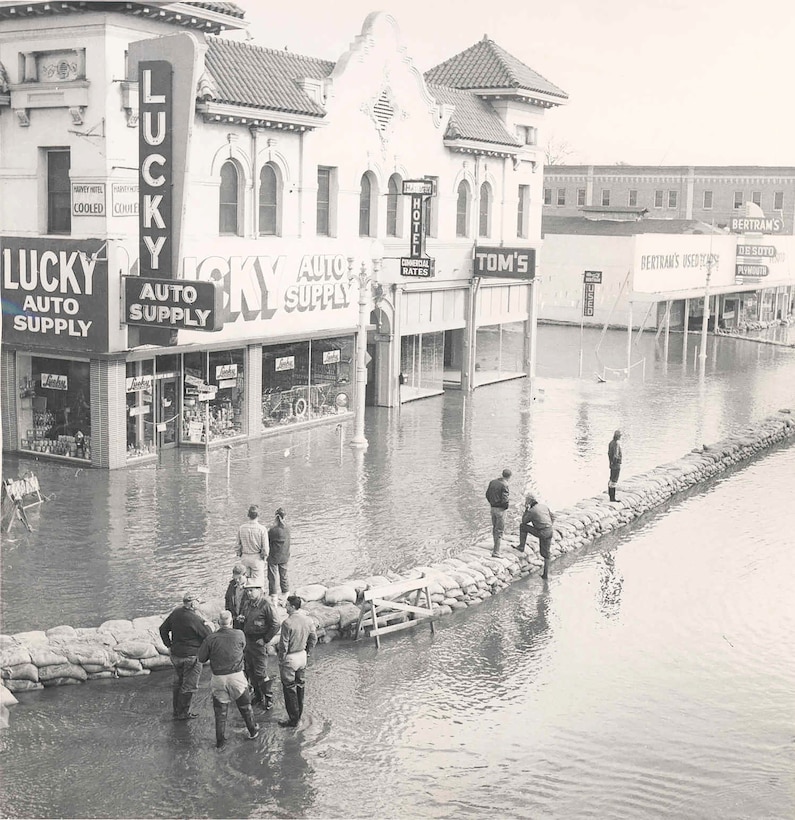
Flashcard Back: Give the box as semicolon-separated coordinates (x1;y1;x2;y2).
203;36;333;116
428;84;520;147
542;216;727;237
186;1;246;18
424;37;567;100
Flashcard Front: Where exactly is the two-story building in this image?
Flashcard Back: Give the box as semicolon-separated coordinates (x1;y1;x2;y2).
0;2;567;468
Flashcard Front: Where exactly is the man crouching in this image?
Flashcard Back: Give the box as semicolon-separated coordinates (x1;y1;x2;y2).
198;610;259;749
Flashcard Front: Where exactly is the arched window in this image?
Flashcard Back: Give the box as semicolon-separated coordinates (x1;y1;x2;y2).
259;163;280;236
479;182;492;237
386;174;400;237
359;173;374;237
456;180;470;238
219;160;239;235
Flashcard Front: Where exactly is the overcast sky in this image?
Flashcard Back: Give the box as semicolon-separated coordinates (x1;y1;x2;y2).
232;0;793;167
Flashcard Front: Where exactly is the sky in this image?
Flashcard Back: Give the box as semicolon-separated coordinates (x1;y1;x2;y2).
229;0;794;167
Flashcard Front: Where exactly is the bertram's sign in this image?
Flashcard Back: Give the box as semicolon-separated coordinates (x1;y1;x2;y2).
139;61;172;275
474;247;536;279
730;216;785;234
0;237;109;353
123;276;223;330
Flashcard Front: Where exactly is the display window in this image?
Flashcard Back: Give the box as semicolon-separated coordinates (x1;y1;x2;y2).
261;336;352;429
182;349;246;443
126;360;155;460
17;355;92;460
399;331;444;402
474;322;524;385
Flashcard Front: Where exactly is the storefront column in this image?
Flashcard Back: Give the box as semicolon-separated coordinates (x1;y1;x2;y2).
90;359;128;469
1;347;19;453
523;280;537;380
246;344;263;436
682;299;690;366
461;276;480;393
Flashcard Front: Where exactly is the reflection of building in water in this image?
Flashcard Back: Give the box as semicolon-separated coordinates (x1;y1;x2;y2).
597;550;623;620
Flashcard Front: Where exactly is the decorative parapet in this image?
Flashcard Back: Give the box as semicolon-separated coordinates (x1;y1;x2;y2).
1;409;793;696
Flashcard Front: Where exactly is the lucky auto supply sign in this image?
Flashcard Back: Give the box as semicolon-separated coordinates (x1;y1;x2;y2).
1;237;109;353
123;276;223;330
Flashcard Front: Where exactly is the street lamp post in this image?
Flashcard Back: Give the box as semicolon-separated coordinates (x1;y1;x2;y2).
699;257;714;366
349;241;383;450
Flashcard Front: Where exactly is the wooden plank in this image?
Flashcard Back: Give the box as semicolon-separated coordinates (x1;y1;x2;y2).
368;598;434;618
367;615;439;638
362;576;431;601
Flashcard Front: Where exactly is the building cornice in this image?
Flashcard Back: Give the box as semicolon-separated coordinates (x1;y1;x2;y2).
196;101;325;131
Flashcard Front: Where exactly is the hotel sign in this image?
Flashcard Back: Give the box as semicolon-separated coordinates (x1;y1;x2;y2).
400;179;435;278
139;61;172;275
402;179;436;196
474;247;536;279
123;276;223;330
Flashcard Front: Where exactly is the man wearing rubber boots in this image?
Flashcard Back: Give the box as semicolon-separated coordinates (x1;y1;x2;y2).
242;581;279;710
159;592;212;720
277;595;317;728
518;493;556;580
198;610;259;749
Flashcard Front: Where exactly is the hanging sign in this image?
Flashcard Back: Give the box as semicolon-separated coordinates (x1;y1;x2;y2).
123;276;223;330
275;356;295;372
129;404;151;417
71;183;106;217
736;245;776;258
215;363;238;380
40;373;68;390
323;349;340;365
400;180;435;278
126;375;154;392
729;216;785;234
584;270;603;284
112;183;138;217
736;264;769;278
474;247;536;280
583;283;595;316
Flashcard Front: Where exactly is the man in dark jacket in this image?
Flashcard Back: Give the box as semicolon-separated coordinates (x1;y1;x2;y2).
198;610;258;749
267;507;291;606
242;581;280;710
518;493;556;579
608;429;623;502
225;563;248;630
159;592;212;720
485;468;512;557
277;595;318;728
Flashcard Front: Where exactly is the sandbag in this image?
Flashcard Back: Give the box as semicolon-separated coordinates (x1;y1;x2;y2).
293;584;327;603
42;676;83;687
0;684;18;707
302;602;341;629
140;654;173;671
115;641;157;660
131;615;163;632
29;647;68;668
45;625;77;639
12;631;48;647
116;668;150;677
1;663;39;682
0;645;31;668
324;585;357;606
115;657;143;672
4;679;43;692
334;602;362;631
86;671;116;681
38;662;87;682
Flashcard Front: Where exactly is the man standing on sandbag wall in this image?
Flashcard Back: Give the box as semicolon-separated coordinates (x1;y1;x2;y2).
198;610;259;749
277;595;317;728
485;468;512;557
242;581;279;710
608;429;623;503
159;592;212;720
518;492;556;580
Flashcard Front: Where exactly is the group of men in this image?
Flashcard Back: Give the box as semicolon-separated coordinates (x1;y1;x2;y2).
486;430;624;578
158;503;317;750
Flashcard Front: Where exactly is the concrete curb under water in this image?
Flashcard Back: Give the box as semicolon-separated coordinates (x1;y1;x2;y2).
2;408;793;703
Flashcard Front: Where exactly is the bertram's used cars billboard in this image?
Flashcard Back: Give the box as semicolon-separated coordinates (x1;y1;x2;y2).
0;236;109;353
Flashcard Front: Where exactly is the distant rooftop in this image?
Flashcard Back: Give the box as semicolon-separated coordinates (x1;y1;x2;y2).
542;215;728;237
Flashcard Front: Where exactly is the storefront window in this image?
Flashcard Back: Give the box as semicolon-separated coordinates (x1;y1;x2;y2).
182;350;246;443
474;322;524;384
18;356;91;460
399;332;444;401
262;337;352;429
126;360;155;460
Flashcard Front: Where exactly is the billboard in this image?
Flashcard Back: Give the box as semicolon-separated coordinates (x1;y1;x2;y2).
1;237;109;353
632;235;735;294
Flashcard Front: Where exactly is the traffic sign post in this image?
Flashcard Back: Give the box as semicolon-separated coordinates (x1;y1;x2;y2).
580;272;602;377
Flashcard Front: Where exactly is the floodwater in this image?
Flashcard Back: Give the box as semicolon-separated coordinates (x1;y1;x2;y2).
1;325;795;819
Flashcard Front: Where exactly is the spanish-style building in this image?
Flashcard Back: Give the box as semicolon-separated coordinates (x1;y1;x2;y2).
0;2;566;468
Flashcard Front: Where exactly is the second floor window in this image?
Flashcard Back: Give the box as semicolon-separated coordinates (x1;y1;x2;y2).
557;188;566;206
47;149;71;234
479;182;491;237
601;189;610;207
359;173;375;237
517;184;530;238
386;174;400;237
734;191;743;209
752;191;761;207
259;164;279;235
577;188;586;207
317;167;331;236
774;191;784;210
456;181;470;237
654;190;664;208
219;161;239;235
543;187;552;205
668;190;678;208
703;190;713;209
628;190;638;207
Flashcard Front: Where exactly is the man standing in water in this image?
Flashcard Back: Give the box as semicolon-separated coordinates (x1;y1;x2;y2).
198;610;259;749
518;492;556;580
277;595;317;728
608;430;623;502
267;507;291;606
237;504;268;587
485;468;512;556
242;581;279;710
159;592;212;720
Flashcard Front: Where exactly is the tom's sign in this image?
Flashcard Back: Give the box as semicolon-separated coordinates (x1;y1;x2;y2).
474;247;536;279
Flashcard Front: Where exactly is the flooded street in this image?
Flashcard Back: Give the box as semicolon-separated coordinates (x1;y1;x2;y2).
2;324;795;819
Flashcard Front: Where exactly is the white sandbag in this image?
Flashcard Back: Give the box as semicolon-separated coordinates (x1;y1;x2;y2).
0;645;31;668
4;679;43;692
0;684;18;706
1;663;38;682
115;640;157;660
38;662;87;682
293;584;327;602
12;631;48;648
324;585;357;605
45;625;77;639
334;602;362;630
29;647;68;668
115;657;142;672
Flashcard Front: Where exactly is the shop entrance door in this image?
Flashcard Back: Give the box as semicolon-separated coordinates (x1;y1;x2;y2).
156;377;179;449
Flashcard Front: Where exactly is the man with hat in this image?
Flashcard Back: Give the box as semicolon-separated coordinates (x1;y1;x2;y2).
159;592;212;720
225;563;249;630
241;580;279;710
518;492;556;580
198;610;259;749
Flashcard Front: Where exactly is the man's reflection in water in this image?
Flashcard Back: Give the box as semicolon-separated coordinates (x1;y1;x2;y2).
597;550;623;620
